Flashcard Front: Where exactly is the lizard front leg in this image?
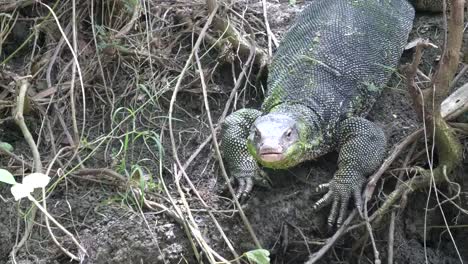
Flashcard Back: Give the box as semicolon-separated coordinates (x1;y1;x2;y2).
313;117;386;227
221;109;267;200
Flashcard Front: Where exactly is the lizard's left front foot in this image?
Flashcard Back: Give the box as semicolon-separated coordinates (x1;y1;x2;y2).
312;174;365;227
312;117;386;227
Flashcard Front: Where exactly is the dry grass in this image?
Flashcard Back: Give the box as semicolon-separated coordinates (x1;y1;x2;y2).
0;0;268;262
0;0;467;263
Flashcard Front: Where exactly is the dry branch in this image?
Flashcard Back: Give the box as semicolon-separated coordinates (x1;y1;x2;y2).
441;82;468;120
9;75;42;261
168;1;262;258
206;0;268;68
305;211;357;264
14;77;42;172
0;0;34;12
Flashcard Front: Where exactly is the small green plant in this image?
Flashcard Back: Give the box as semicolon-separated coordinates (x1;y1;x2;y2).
0;169;17;185
245;249;270;264
0;141;14;152
226;249;270;264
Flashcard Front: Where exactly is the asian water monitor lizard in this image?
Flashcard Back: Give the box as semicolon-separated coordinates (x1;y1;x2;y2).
221;0;443;226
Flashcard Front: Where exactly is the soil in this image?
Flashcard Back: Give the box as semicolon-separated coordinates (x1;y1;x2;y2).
0;1;467;264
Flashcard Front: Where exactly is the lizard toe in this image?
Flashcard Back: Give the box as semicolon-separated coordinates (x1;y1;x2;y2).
242;178;254;200
327;198;339;227
316;183;330;193
312;190;333;211
353;187;364;218
236;178;254;203
336;194;351;227
236;178;247;200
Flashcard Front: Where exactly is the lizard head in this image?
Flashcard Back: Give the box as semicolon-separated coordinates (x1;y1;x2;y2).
247;113;309;169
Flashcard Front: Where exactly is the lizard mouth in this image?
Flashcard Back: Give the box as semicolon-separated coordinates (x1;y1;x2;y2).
259;152;285;162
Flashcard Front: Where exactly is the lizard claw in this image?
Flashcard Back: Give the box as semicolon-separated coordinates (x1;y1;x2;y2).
235;177;254;202
353;186;364;218
312;189;333;211
315;183;330;193
313;178;365;228
236;178;246;199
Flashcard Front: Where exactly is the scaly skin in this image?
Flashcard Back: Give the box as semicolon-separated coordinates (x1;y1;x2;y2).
222;0;415;227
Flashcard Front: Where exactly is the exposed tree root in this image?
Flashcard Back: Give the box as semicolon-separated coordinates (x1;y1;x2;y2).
373;0;465;223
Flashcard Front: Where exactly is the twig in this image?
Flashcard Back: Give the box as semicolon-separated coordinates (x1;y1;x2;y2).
0;0;34;12
168;1;261;251
1;0;61;66
167;4;241;261
286;222;311;255
261;0;279;56
364;129;422;203
166;35;256;263
74;168;127;182
10;76;42;260
387;211;396;264
143;198;183;225
42;188;80;261
194;49;256;262
27;193;87;254
72;169;186;228
70;0;79;143
369;86;467;223
404;40;436;120
364;201;380;264
128;189;166;263
42;147;80;260
305;210;357;264
387;141;417;264
0;148;34;169
14;78;42;172
38;1;86;146
173;165;220;264
449;64;468;89
112;0;141;40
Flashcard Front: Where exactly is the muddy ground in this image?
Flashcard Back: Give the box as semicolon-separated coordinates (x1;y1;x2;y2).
0;0;467;263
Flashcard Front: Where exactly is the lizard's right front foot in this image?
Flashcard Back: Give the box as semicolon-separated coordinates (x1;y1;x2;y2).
229;165;271;202
232;174;254;201
312;175;365;228
221;108;263;201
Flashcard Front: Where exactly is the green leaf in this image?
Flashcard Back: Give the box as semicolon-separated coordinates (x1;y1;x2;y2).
0;142;14;152
245;249;270;264
0;169;16;185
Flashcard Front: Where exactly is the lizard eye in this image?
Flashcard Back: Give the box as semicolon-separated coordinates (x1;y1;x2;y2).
254;128;261;139
285;128;292;138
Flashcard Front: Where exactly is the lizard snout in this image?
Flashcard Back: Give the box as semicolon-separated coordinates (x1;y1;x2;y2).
258;143;285;162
